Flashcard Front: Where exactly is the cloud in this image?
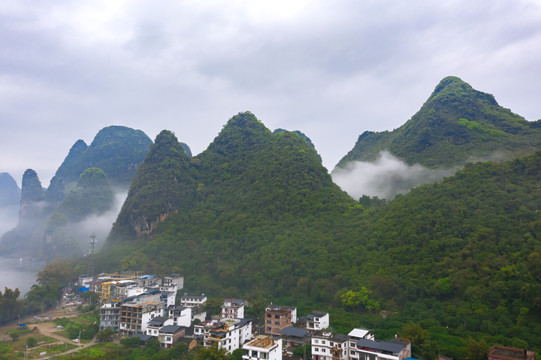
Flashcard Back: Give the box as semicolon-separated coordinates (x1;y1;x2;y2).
332;151;458;200
1;0;540;187
64;190;128;253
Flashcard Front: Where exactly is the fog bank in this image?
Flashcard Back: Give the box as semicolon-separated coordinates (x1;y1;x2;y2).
332;151;459;200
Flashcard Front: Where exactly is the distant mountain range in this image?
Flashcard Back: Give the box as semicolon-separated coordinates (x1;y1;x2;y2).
2;76;541;356
0;126;158;259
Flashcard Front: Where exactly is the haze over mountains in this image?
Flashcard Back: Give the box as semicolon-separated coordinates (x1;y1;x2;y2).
0;126;155;259
1;76;541;355
2;76;541;260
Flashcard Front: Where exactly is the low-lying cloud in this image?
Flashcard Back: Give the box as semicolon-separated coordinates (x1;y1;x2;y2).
332;151;459;200
67;190;128;253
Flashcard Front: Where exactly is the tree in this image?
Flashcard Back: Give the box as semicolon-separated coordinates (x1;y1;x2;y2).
192;345;228;360
463;337;489;360
97;328;114;342
203;298;223;317
37;258;73;286
230;348;243;360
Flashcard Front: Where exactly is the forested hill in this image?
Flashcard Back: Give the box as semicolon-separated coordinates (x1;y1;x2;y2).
100;114;541;356
335;76;541;169
102;112;365;295
52;125;153;188
358;150;541;355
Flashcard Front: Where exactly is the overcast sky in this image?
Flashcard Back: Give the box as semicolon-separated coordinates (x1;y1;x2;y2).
2;0;541;188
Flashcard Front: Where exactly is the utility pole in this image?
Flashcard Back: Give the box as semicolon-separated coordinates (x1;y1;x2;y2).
89;233;96;287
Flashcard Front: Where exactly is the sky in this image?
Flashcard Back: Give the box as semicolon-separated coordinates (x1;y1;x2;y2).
2;0;541;188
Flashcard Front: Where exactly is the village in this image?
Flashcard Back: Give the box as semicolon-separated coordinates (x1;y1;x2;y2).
73;271;531;360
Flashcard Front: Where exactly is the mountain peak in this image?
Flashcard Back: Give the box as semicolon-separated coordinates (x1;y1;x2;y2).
428;76;498;106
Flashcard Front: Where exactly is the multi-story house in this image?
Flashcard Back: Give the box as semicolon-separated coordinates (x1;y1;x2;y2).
311;330;350;360
99;301;121;331
158;325;185;349
353;338;411;360
264;305;297;335
119;293;164;336
180;293;208;308
202;318;254;354
242;336;283;360
146;316;174;337
222;298;245;319
280;327;311;352
167;305;192;327
305;311;329;332
347;328;375;360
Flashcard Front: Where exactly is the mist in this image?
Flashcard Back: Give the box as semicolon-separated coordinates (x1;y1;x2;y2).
332;151;459;200
66;190;128;254
0;205;19;237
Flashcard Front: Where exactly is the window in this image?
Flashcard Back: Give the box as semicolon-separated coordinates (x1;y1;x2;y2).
275;321;280;325
267;320;271;324
314;340;319;344
267;314;271;318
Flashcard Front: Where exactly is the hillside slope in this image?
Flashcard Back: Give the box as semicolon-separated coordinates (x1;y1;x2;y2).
103;112;364;296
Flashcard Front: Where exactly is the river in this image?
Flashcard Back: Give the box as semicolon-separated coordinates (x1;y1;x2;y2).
0;256;43;296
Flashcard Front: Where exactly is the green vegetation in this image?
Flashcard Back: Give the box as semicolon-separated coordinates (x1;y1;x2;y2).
97;111;541;358
54;311;99;340
336;76;541;169
53;126;153;188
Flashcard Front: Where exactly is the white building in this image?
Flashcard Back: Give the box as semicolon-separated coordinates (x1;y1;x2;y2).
222;298;245;319
243;336;282;360
168;305;192;327
146;316;174;337
305;311;329;331
181;294;207;308
312;331;350;360
203;318;254;354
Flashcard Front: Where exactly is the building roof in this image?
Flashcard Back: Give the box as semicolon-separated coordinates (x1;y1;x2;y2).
160;325;184;334
223;298;245;305
148;317;168;327
266;304;296;311
139;275;156;279
489;345;535;360
244;336;277;349
281;327;310;338
356;338;406;354
181;294;206;299
348;328;371;339
237;318;253;327
333;333;350;342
